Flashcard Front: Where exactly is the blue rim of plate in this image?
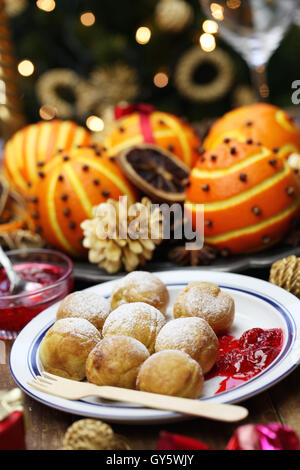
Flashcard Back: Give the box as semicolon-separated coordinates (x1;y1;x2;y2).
9;281;298;420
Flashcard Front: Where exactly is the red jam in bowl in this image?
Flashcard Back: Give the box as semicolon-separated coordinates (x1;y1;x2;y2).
0;262;73;337
206;328;284;394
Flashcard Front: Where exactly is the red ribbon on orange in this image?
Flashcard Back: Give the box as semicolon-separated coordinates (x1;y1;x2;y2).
114;103;156;144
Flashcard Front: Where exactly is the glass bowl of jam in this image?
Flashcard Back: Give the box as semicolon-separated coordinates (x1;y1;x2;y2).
0;248;74;340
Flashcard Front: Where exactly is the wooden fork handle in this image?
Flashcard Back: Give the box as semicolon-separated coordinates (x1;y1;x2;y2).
87;384;248;422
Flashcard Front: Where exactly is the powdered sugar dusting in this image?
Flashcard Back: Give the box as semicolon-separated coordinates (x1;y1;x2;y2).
104;302;165;328
113;271;163;291
101;335;150;357
111;271;165;305
103;302;166;349
179;286;233;322
155;317;217;355
52;318;101;343
148;349;198;368
58;291;111;322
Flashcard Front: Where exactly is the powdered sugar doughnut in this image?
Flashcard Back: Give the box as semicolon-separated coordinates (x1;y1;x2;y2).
86;335;149;389
155;317;218;374
39;318;101;381
102;302;166;353
136;350;204;398
110;271;169;314
57;291;111;332
173;282;235;334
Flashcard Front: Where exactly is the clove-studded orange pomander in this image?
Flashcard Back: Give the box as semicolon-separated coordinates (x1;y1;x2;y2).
103;107;201;168
28;146;137;257
3;120;91;196
185;139;300;254
204;103;300;160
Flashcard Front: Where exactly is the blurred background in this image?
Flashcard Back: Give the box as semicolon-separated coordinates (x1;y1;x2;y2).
1;0;300;134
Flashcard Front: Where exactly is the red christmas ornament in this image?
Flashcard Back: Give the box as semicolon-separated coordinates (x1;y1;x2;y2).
226;423;300;451
155;424;300;451
156;431;212;450
0;411;26;450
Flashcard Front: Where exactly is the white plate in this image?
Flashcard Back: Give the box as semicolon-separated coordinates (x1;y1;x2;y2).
10;270;300;424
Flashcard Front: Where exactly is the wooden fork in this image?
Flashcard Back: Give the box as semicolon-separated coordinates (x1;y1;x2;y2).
28;372;248;422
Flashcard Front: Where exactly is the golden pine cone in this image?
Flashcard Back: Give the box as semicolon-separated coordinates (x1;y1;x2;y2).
81;197;163;273
63;419;130;450
269;255;300;297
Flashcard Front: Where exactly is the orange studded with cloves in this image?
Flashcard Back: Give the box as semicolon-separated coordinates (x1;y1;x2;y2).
28;146;137;257
185;139;300;254
204;103;300;160
3;120;92;196
102;110;201;169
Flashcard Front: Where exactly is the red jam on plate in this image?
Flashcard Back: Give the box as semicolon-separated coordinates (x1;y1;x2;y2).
0;262;73;336
206;328;284;394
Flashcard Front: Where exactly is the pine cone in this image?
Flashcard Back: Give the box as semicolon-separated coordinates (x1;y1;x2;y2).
63;419;130;450
168;244;217;267
285;229;300;248
81;197;163;273
269;255;300;297
0;229;45;250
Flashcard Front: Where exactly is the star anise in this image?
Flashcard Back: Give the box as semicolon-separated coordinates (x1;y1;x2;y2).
192;118;216;141
285;229;300;248
284;218;300;248
168;244;217;267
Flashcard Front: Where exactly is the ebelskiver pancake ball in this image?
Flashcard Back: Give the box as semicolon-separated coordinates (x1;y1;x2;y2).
86;335;150;389
155;316;218;374
173;282;235;334
136;350;204;399
39;271;284;399
39;318;101;381
56;291;111;332
110;271;169;314
102;302;166;354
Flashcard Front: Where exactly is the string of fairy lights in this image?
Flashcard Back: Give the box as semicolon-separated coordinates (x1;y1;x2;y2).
16;1;235;131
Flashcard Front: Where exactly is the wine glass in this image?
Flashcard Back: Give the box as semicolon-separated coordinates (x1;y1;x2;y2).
199;0;297;100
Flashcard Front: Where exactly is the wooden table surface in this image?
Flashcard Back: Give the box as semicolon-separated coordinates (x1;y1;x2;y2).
2;268;300;450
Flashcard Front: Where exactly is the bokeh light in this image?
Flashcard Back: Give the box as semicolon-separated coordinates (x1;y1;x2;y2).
80;12;95;27
0;80;6;105
135;26;151;45
36;0;56;12
86;115;104;132
18;59;35;77
210;3;224;21
39;104;57;120
202;20;218;34
226;0;241;9
153;72;169;88
199;33;216;52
